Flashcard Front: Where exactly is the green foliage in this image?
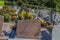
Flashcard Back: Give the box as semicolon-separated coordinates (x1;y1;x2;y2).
6;0;17;2
5;0;60;11
4;13;11;22
0;1;4;6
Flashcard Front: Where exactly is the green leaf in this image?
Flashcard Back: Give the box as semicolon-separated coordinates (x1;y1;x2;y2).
0;1;4;6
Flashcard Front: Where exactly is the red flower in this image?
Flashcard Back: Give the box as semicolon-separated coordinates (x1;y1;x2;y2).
1;9;4;12
44;25;47;28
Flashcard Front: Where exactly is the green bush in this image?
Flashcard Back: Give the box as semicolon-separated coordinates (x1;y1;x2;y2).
0;1;4;6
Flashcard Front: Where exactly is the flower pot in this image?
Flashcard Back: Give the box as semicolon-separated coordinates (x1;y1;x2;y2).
11;15;17;21
44;25;47;28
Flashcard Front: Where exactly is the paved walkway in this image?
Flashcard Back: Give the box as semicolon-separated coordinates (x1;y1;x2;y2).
52;24;60;40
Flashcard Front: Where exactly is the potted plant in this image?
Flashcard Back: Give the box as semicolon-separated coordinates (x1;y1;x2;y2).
11;14;17;21
18;10;33;20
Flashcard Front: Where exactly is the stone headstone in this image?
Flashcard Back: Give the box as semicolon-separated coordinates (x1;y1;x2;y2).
0;16;4;36
0;16;8;40
2;23;13;34
16;20;40;39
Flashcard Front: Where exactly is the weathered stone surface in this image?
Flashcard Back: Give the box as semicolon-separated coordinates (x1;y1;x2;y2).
2;23;13;33
0;16;4;36
16;19;40;39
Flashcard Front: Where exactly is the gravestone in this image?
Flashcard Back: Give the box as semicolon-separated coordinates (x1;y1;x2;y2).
16;19;40;39
0;16;4;36
0;16;8;40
